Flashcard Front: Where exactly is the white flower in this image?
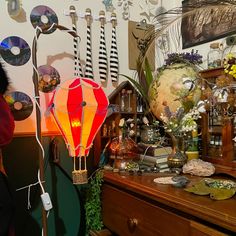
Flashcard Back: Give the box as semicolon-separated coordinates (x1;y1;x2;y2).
214;89;228;103
182;77;195;91
119;118;125;127
126;118;134;123
160;113;169;123
129;130;135;136
197;100;206;113
142;116;149;125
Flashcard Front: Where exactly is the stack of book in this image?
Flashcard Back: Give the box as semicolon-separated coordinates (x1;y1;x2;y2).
137;143;172;172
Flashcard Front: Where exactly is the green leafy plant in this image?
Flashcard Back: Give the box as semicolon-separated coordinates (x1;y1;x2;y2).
120;57;155;113
85;170;104;233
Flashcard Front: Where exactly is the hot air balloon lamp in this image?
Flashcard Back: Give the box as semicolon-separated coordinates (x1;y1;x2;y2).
49;78;109;184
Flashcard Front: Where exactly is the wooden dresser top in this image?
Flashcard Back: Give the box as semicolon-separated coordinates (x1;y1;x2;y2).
103;171;236;233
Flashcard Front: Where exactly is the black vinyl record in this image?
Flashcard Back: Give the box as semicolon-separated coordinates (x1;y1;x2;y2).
4;91;33;121
0;36;31;66
38;65;60;93
30;5;58;34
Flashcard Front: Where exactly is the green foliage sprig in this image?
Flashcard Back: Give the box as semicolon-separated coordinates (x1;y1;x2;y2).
120;58;154;112
85;169;104;233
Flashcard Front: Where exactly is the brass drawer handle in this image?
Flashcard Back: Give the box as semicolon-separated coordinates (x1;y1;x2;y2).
127;218;138;231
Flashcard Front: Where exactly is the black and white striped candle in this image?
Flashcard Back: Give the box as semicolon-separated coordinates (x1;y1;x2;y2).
84;8;94;79
98;10;108;83
69;5;83;77
110;13;119;83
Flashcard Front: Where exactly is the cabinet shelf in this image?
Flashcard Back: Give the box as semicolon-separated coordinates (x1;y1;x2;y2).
101;136;116;139
119;111;135;115
93;81;144;166
200;68;236;177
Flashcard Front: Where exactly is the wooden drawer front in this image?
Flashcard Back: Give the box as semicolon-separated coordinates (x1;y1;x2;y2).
190;221;229;236
102;184;191;236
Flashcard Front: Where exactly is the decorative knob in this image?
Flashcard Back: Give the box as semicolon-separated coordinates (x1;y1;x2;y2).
127;218;138;232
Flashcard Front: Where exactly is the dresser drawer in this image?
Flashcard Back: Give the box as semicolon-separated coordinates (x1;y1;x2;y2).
190;221;228;236
102;184;191;236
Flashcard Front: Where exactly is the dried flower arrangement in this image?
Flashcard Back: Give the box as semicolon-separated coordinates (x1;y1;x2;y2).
156;50;205;137
160;106;203;136
224;53;236;79
165;50;203;66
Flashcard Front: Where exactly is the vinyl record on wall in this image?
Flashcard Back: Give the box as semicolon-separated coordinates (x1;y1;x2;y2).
30;5;58;34
4;91;33;121
38;65;60;93
0;36;31;66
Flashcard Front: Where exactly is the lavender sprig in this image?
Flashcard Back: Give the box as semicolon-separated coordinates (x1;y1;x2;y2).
176;107;185;121
164;105;172;119
165;50;203;66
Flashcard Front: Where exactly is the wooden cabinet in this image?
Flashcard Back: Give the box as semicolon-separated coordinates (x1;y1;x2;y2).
199;67;236;177
94;81;144;166
101;171;236;236
102;184;190;236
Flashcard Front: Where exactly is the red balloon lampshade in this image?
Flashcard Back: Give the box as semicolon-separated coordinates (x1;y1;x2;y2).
49;77;109;184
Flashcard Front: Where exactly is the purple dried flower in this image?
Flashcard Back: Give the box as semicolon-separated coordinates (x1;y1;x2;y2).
165;49;202;66
163;105;172;119
176;107;185;121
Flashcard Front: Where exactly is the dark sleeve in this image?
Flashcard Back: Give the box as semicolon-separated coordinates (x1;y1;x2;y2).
0;172;15;236
0;62;9;94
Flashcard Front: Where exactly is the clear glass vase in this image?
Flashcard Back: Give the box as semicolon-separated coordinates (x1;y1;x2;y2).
207;42;222;68
140;125;159;144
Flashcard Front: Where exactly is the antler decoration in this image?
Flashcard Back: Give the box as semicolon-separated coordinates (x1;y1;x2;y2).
98;10;108;83
69;5;83;77
109;13;119;83
84;8;94;79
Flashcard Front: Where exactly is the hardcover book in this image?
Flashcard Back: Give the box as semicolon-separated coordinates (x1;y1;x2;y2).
138;154;168;165
138;143;172;156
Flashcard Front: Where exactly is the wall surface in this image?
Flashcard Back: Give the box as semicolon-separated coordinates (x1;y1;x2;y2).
0;0;179;134
0;0;232;134
1;1;234;235
1;0;232;134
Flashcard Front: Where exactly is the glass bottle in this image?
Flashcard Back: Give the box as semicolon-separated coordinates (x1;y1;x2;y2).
188;130;199;151
234;140;236;160
111;120;116;136
140;125;156;144
102;124;107;136
137;94;143;112
207;42;222;69
120;89;126;112
208;135;216;157
214;135;220;157
222;44;236;61
126;90;133;112
218;136;223;158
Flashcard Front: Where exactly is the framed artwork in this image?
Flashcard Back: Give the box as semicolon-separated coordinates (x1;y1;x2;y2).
181;0;236;49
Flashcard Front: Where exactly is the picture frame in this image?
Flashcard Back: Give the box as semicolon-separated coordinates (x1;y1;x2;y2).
128;20;155;70
181;0;236;49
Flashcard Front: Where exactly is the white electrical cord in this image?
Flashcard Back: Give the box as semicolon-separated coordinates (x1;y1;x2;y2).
32;21;87;234
16;180;45;209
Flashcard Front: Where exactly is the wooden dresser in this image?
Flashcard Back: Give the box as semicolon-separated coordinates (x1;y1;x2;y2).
101;171;236;236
